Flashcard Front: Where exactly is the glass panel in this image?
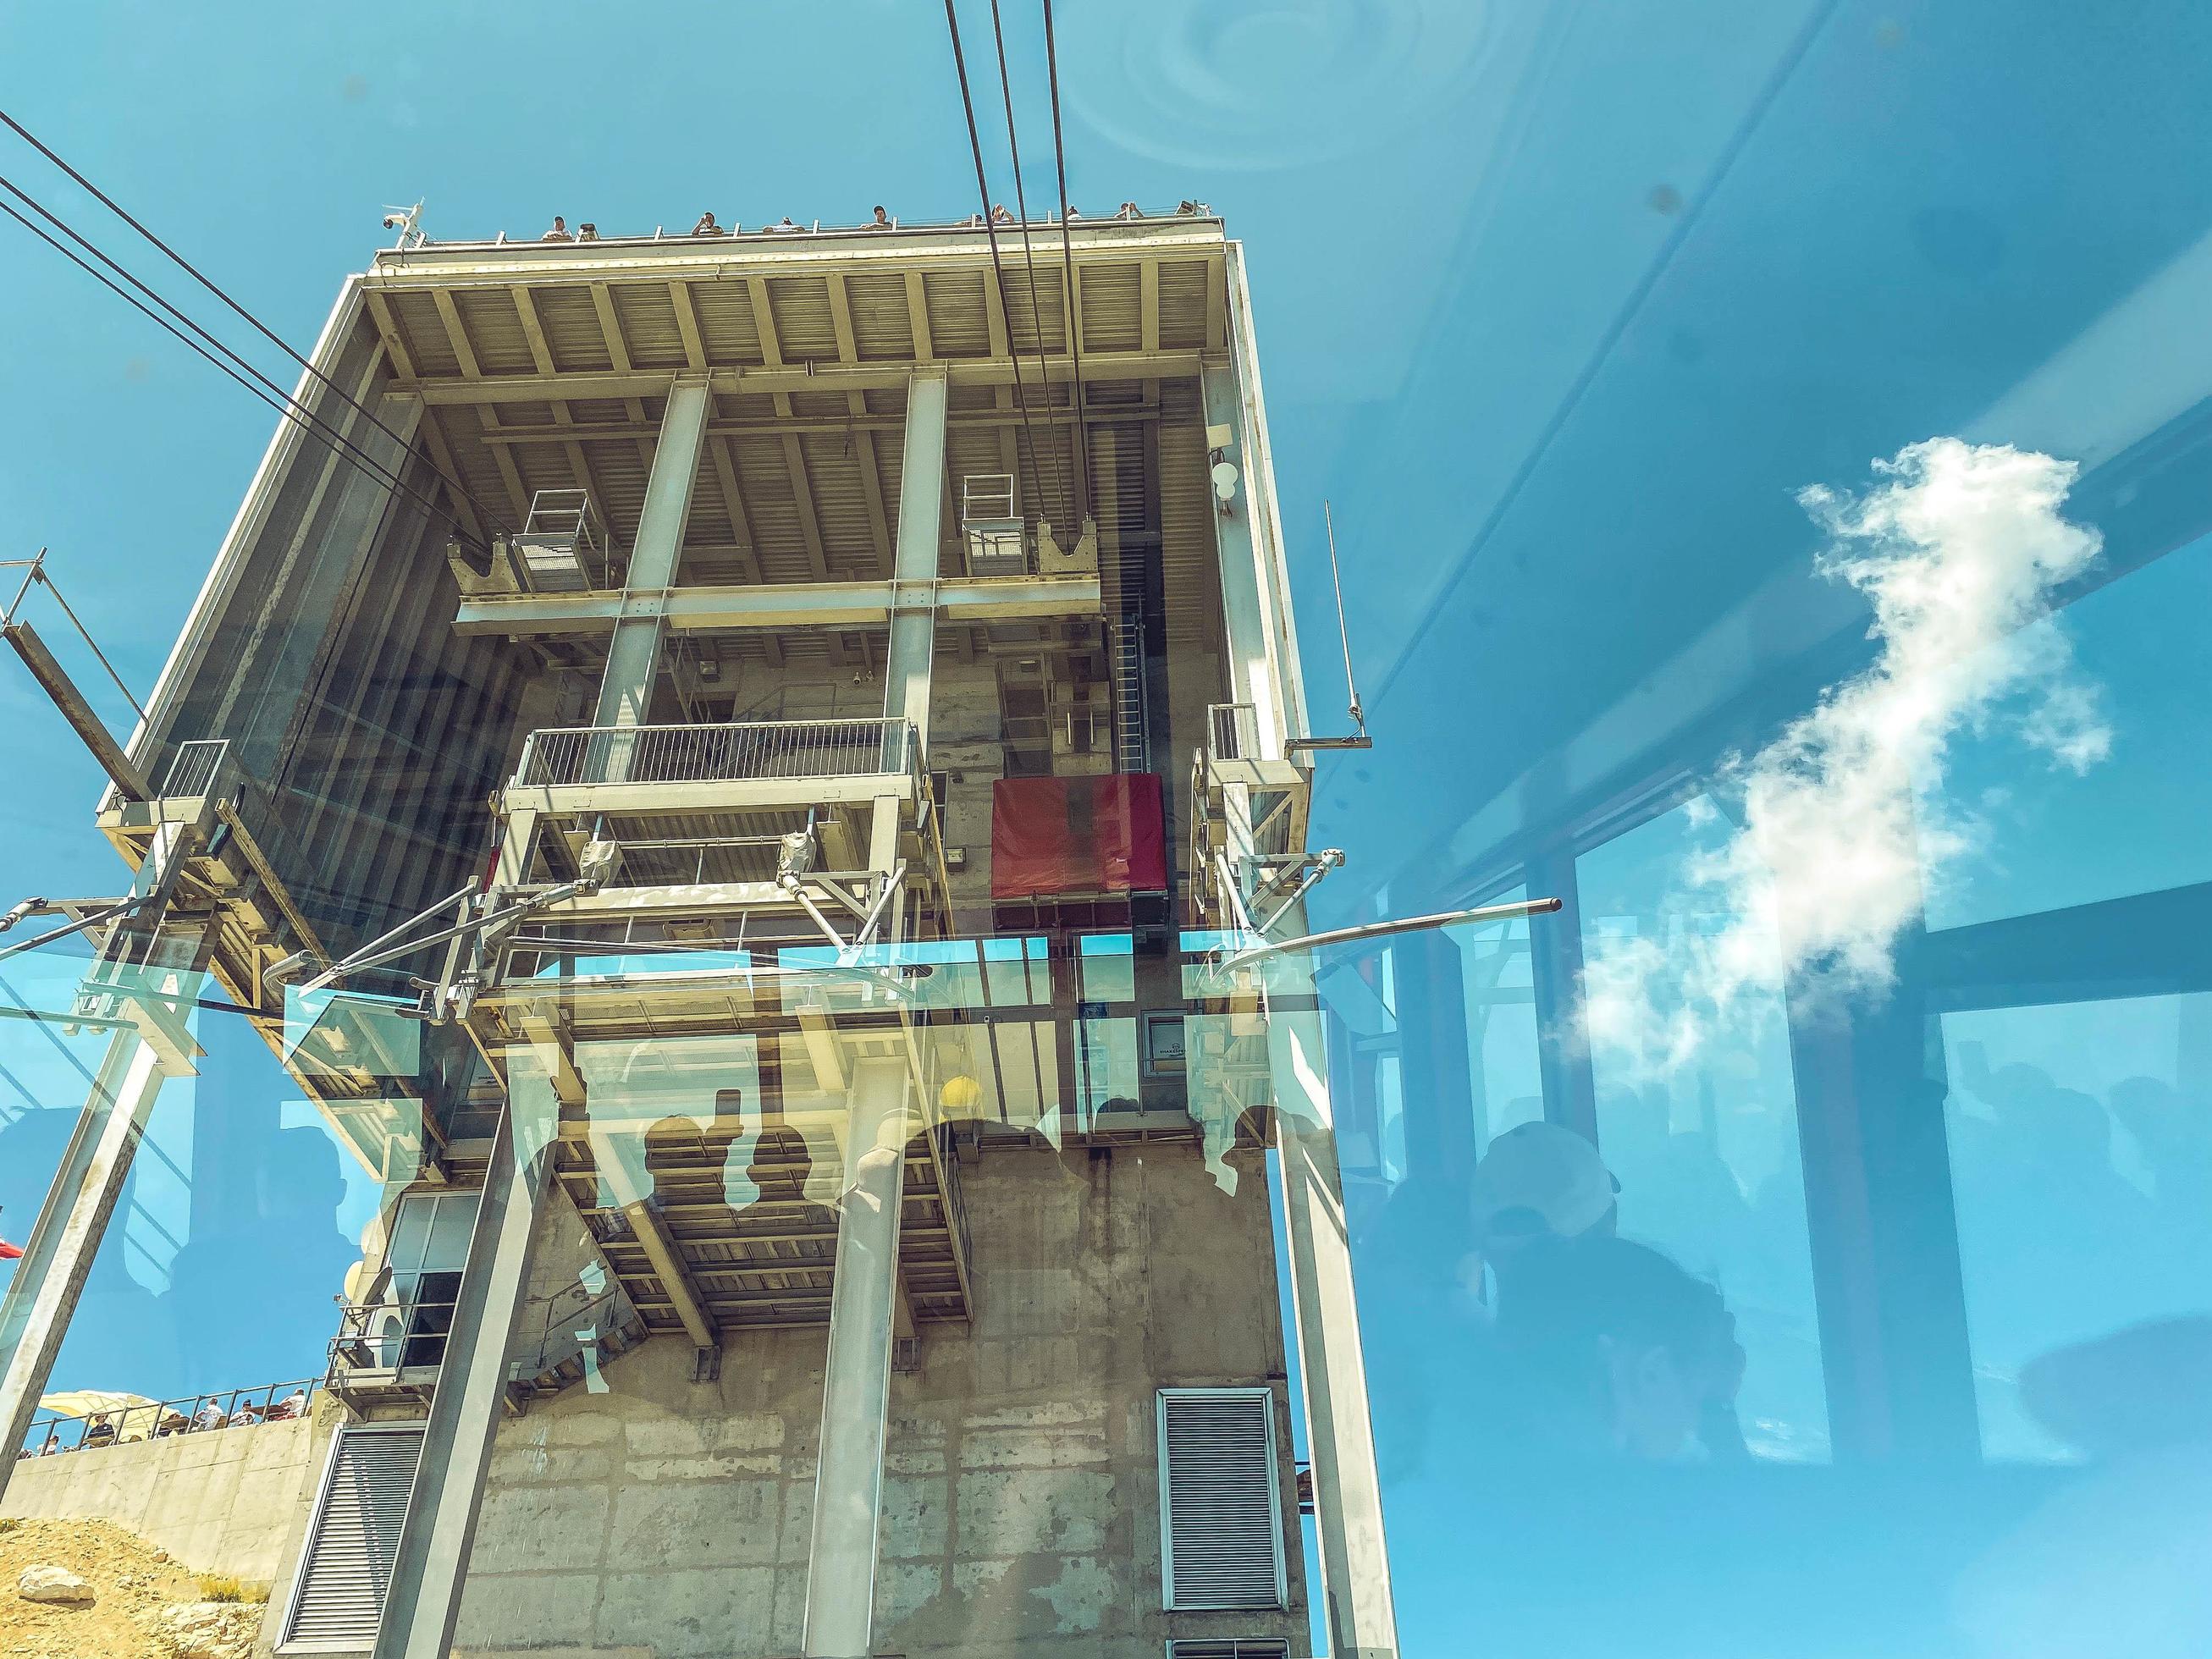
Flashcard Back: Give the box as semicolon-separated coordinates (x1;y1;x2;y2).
1579;800;1830;1460
1941;995;2212;1461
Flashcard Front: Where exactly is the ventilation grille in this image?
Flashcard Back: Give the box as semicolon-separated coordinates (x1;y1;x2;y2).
1167;1642;1293;1659
1158;1387;1287;1612
282;1424;423;1649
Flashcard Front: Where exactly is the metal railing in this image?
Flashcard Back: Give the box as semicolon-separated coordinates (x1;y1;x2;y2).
1208;703;1260;763
328;1298;458;1377
158;737;229;799
515;717;915;789
18;1377;319;1457
510;1276;641;1386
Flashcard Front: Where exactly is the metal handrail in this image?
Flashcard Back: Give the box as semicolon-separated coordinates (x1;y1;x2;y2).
514;717;917;789
327;1298;461;1378
18;1376;319;1457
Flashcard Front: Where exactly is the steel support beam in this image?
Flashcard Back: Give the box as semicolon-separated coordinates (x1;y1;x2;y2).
884;370;949;758
1268;947;1400;1659
0;1028;182;1498
455;573;1098;639
372;1045;561;1659
800;1056;913;1659
1205;350;1397;1655
398;350;1202;409
591;377;713;733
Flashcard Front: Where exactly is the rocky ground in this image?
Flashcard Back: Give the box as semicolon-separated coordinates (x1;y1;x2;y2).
0;1518;262;1658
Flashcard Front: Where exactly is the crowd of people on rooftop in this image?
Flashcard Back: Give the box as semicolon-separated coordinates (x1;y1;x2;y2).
537;199;1200;244
15;1386;310;1460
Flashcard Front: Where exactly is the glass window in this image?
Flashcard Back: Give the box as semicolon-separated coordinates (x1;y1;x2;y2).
1579;801;1829;1459
1941;995;2212;1460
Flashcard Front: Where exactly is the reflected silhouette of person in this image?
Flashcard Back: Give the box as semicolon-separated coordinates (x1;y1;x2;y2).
159;1125;356;1391
1486;1233;1746;1463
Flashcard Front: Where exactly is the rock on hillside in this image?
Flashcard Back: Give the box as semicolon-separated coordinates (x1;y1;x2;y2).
0;1517;262;1658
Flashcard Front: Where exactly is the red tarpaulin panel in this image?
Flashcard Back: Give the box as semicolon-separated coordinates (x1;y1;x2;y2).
990;774;1168;898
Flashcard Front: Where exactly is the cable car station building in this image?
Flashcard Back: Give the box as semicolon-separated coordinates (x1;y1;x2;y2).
0;212;1398;1659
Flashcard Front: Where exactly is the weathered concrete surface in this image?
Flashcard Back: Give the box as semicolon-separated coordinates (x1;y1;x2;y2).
447;1141;1309;1658
1;1415;320;1586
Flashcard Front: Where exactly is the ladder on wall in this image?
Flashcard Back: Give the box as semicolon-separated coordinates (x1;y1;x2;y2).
1111;616;1149;774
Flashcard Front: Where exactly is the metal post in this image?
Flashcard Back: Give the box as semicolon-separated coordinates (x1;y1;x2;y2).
1524;845;1600;1141
371;1044;561;1659
802;1056;913;1659
0;1029;179;1493
799;372;946;1656
883;370;948;761
592;376;713;736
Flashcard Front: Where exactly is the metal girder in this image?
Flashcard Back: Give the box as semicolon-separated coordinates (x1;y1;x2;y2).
398;350;1203;407
453;574;1100;639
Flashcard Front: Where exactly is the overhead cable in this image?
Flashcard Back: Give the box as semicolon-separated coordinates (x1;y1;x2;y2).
941;0;1053;533
0;197;461;535
0;172;470;538
1040;0;1092;513
985;0;1076;533
0;106;506;533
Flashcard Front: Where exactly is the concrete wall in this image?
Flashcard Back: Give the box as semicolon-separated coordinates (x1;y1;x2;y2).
447;1139;1308;1658
2;1415;322;1587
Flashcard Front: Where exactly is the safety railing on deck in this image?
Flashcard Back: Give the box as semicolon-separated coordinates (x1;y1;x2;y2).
514;717;915;789
18;1377;318;1457
327;1298;458;1380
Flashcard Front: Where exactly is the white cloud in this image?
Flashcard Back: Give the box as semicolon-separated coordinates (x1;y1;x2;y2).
1579;438;2108;1079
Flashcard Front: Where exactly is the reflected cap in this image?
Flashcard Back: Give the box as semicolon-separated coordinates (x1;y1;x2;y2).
1470;1122;1617;1246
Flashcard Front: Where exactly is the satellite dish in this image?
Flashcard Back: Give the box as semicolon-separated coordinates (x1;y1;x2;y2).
1211;460;1238;500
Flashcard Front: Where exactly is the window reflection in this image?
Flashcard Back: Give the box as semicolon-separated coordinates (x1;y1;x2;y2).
1942;995;2212;1461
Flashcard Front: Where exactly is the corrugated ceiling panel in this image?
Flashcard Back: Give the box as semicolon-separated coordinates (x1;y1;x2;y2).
1159;260;1210;350
797;433;878;575
453;289;534;374
1002;267;1067;356
786;390;849;422
924;269;990;356
765;275;837;361
582;442;650;545
611;284;690;369
389;290;456;376
731;434;809;580
690;279;765;365
845;272;913;361
533;285;615;372
1083;263;1142;351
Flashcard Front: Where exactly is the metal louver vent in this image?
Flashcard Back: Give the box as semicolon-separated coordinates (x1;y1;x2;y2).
1167;1642;1293;1659
281;1424;423;1650
1157;1387;1287;1612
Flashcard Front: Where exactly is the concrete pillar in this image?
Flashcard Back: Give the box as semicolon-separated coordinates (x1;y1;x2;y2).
372;1044;561;1659
882;370;948;765
802;1056;913;1659
591;376;712;735
1266;912;1400;1659
0;1030;178;1496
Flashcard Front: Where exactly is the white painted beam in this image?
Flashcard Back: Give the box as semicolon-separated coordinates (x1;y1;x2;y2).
454;574;1100;638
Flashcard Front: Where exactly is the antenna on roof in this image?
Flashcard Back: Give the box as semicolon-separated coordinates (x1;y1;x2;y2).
1286;500;1371;753
379;200;426;250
